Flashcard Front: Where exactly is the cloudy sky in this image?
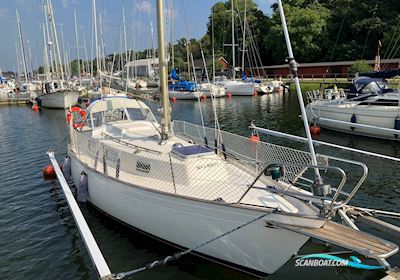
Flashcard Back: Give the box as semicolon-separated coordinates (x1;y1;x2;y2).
0;0;274;72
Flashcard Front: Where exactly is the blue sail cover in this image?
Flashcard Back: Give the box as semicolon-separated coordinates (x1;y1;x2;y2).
171;68;180;81
360;69;400;79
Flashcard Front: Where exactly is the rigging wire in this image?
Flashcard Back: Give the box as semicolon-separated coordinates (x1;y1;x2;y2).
361;0;380;59
328;10;347;63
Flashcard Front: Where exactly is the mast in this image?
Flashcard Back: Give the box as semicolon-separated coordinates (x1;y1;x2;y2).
231;0;236;81
74;9;81;85
184;16;190;80
47;0;64;79
156;0;170;140
27;40;34;79
41;24;50;80
43;1;54;78
16;10;29;85
58;23;67;78
83;31;90;75
122;1;128;80
212;6;215;83
15;41;21;83
170;0;174;70
241;0;247;75
277;0;321;182
92;0;99;74
99;13;107;72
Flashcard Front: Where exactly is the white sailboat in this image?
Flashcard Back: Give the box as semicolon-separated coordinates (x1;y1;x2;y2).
39;0;79;109
216;0;256;97
67;0;399;277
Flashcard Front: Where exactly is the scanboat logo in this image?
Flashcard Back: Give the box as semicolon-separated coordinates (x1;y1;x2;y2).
295;254;384;270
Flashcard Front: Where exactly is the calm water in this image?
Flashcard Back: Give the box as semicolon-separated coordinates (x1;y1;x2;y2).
1;93;399;280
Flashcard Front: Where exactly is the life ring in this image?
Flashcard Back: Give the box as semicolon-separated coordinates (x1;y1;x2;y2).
66;106;87;128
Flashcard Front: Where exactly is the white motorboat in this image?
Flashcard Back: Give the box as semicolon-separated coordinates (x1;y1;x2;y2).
255;83;273;94
215;78;255;96
168;89;201;100
305;77;400;141
198;83;226;98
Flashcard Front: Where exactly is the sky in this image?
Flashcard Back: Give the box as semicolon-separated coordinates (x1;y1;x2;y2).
0;0;274;72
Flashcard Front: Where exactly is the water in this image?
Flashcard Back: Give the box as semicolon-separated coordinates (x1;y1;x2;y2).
0;93;399;280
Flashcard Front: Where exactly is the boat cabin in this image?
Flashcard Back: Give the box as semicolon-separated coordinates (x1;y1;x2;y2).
43;81;65;94
348;77;394;99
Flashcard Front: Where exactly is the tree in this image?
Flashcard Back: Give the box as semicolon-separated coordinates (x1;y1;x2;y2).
349;60;373;75
265;2;331;64
37;66;44;74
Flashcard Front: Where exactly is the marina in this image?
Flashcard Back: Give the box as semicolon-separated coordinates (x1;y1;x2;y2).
0;0;400;280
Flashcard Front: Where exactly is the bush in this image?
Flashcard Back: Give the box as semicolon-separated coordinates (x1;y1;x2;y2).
349;60;373;76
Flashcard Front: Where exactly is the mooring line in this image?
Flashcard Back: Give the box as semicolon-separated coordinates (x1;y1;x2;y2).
113;211;275;279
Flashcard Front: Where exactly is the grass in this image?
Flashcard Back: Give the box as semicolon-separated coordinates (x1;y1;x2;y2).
288;82;351;92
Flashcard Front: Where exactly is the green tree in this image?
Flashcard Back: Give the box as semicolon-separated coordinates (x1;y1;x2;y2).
349;60;373;75
266;2;331;64
37;66;44;74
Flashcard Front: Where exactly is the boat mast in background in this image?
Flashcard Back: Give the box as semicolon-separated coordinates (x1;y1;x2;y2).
92;0;99;75
276;0;321;182
241;0;247;75
74;9;81;85
156;0;171;140
16;10;29;85
231;0;236;81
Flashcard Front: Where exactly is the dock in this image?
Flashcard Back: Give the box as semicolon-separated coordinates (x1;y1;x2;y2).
0;98;29;106
382;267;400;280
47;151;113;279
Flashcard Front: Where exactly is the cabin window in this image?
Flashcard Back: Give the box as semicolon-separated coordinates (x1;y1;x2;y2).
361;82;380;95
90;112;103;127
127;108;152;121
136;161;151;173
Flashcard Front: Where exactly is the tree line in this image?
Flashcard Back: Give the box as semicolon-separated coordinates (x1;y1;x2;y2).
182;0;400;69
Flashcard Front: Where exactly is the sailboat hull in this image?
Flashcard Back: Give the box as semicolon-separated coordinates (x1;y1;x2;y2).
40;91;80;109
70;155;310;275
224;82;255;96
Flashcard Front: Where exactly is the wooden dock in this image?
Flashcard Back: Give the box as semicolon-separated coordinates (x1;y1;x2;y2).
381;267;400;280
0;98;29;106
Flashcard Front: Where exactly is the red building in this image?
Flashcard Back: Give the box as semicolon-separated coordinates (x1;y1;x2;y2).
261;59;400;79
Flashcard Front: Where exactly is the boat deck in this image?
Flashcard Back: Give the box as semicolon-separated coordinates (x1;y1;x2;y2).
74;122;320;217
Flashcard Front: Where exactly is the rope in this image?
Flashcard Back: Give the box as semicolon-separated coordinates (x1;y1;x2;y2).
113;211;274;279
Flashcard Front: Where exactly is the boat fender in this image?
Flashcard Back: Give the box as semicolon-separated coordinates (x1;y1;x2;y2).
309;125;321;135
63;156;71;180
350;114;357;131
221;143;227;160
394;117;400;130
43;164;56;179
77;171;88;203
249;134;260;142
